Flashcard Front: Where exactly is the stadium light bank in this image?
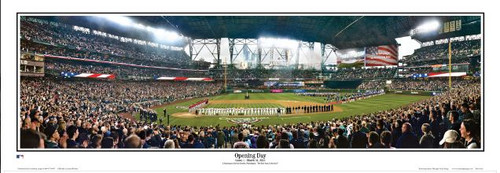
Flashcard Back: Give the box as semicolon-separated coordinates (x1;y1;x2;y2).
99;16;183;41
410;20;440;36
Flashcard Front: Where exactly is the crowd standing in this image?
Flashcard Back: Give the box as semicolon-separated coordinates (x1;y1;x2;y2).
21;76;480;149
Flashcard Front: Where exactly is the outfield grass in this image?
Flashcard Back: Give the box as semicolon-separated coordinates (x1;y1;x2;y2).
136;93;430;127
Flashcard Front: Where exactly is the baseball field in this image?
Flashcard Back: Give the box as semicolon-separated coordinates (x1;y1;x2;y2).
135;93;430;127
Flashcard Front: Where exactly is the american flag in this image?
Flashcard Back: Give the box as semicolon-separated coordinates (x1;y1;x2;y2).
365;45;398;66
60;72;116;79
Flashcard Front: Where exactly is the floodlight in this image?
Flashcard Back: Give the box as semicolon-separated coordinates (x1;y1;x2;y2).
146;26;155;32
134;24;146;30
416;20;440;32
165;31;181;41
411;20;440;35
153;29;181;41
102;16;133;26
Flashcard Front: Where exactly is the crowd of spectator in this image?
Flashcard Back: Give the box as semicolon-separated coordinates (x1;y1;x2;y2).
20;17;192;69
210;68;318;80
330;68;396;80
44;59;208;79
388;79;478;92
20;77;224;149
357;78;479;92
21;77;223;114
357;80;386;90
403;40;480;66
211;67;396;81
398;67;434;76
20;77;480;149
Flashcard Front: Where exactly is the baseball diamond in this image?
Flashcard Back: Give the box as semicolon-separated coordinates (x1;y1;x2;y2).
141;93;430;127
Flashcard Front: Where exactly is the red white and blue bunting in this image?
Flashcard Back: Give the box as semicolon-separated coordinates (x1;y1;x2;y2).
61;72;115;79
156;77;213;81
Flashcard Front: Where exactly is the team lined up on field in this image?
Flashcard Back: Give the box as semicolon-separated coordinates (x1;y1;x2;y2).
196;108;285;116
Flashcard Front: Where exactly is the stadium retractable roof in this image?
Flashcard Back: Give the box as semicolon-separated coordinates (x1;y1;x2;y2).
133;16;420;48
31;15;481;49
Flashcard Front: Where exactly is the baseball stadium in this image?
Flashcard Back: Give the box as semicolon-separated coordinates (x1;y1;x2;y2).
19;15;482;149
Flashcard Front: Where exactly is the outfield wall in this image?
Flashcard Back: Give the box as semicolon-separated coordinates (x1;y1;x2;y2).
388;90;441;96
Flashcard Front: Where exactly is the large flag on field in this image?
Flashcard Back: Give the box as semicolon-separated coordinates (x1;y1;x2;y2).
365;45;399;66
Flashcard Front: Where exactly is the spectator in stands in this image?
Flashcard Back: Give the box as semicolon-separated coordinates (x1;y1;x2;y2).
233;133;249;148
20;129;44;148
334;128;349;148
428;111;442;146
43;125;60;148
360;121;370;134
460;103;474;121
396;123;419;148
90;135;103;148
216;128;226;148
448;111;461;136
291;130;306;148
172;139;181;149
101;137;115;148
380;131;393;149
375;119;387;135
189;133;205;148
368;131;384;148
66;125;79;148
391;120;402;148
277;133;294;149
203;132;215;148
440;130;464;148
350;124;367;148
256;135;269;148
277;139;291;149
78;134;90;148
164;139;175;149
419;123;435;148
307;137;319;148
460;119;480;149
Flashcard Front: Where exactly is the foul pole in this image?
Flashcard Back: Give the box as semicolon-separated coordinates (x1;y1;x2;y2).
448;41;452;90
